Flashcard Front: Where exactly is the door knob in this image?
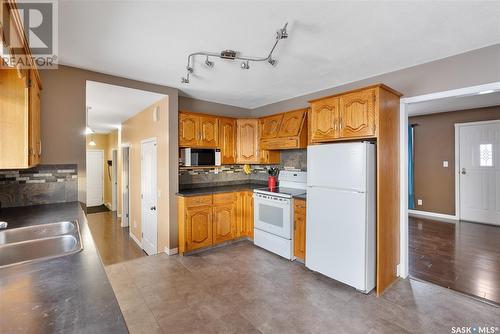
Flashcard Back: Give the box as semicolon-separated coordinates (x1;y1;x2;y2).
461;168;466;175
150;206;156;211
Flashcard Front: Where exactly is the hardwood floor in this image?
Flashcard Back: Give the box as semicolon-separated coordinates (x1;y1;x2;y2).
87;211;146;266
409;216;500;304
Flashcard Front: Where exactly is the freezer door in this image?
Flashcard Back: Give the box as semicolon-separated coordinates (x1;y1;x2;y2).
305;187;371;291
307;142;369;192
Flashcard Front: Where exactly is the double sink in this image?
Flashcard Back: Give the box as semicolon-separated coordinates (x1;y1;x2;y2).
0;221;83;268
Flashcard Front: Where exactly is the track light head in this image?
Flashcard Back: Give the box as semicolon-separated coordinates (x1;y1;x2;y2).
205;56;214;68
241;60;250;70
181;77;189;84
277;22;288;40
186;66;193;73
268;58;277;66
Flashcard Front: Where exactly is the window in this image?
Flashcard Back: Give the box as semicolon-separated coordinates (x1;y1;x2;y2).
479;144;493;167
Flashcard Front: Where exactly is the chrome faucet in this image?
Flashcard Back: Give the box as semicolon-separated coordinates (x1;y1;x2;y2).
0;221;8;229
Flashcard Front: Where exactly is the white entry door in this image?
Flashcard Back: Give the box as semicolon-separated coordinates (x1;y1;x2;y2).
141;139;158;255
458;121;500;225
86;150;104;207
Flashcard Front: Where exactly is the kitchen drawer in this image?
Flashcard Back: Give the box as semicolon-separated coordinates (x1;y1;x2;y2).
185;195;213;207
213;192;237;205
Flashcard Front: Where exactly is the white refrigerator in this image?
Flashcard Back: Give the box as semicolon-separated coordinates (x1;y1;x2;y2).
306;142;376;293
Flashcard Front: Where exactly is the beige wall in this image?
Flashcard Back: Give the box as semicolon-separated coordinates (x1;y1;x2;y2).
179;96;250;117
409;106;500;215
122;97;170;253
40;65;179;249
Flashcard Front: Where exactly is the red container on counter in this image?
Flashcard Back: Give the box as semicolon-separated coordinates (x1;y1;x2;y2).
268;176;278;189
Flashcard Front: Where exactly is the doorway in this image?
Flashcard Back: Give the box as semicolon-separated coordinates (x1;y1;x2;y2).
400;83;500;304
122;146;130;228
456;120;500;226
141;138;158;255
86;150;104;207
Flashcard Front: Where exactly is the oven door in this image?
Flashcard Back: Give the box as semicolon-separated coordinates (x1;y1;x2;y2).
253;193;292;239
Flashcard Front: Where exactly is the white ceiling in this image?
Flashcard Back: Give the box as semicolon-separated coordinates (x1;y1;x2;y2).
407;91;500;116
86;81;166;133
61;1;500;109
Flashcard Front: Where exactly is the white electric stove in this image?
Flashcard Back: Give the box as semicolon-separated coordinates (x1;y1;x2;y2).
253;171;307;260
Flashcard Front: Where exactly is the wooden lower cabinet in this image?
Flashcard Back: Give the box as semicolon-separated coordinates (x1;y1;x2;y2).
213;202;236;244
179;191;254;254
238;191;254;238
185;205;213;251
293;199;306;261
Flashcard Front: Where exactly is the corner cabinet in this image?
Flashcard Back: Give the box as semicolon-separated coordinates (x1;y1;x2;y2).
179;111;218;148
0;69;42;169
178;191;253;255
236;119;280;164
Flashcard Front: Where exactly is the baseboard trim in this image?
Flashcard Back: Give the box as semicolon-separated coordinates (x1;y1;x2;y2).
409;209;458;223
129;232;142;248
164;247;178;255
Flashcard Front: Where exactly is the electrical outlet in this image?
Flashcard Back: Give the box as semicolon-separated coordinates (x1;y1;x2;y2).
417;199;423;206
443;161;449;168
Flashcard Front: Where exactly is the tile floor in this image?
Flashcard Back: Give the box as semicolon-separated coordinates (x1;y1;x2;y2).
104;241;500;334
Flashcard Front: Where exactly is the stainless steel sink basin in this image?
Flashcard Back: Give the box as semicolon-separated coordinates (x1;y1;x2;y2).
0;220;83;269
0;221;76;245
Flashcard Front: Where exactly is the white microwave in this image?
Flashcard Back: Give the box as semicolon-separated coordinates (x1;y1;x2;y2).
180;148;221;167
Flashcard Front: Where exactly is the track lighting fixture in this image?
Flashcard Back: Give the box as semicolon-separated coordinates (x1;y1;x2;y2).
205;56;214;68
181;23;289;83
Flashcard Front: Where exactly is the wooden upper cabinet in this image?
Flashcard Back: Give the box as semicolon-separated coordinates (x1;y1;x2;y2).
179;112;199;147
213;202;236;244
260;114;283;139
309;97;340;143
236;119;259;164
277;109;305;137
186;205;213;251
339;89;376;138
199;115;218;147
29;71;41;166
219;118;236;164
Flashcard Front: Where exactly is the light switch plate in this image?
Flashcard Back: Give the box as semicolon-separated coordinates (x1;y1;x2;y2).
417;199;423;206
443;161;449;168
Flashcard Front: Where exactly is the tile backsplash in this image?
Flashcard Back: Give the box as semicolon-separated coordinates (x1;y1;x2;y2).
0;164;78;208
179;149;307;188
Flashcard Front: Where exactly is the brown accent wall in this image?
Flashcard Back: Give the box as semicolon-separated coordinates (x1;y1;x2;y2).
409;105;500;215
39;65;179;249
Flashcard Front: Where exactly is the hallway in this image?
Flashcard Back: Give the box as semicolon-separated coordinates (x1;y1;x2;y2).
87;211;146;266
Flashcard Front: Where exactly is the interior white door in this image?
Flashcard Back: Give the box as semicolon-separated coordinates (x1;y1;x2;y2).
111;149;118;211
86;150;104;207
141;140;158;255
459;121;500;225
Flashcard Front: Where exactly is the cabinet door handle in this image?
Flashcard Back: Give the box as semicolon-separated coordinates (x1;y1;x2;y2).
339;117;342;131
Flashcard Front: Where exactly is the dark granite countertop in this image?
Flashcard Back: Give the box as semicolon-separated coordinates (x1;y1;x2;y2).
293;193;307;200
177;182;266;197
0;202;128;334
